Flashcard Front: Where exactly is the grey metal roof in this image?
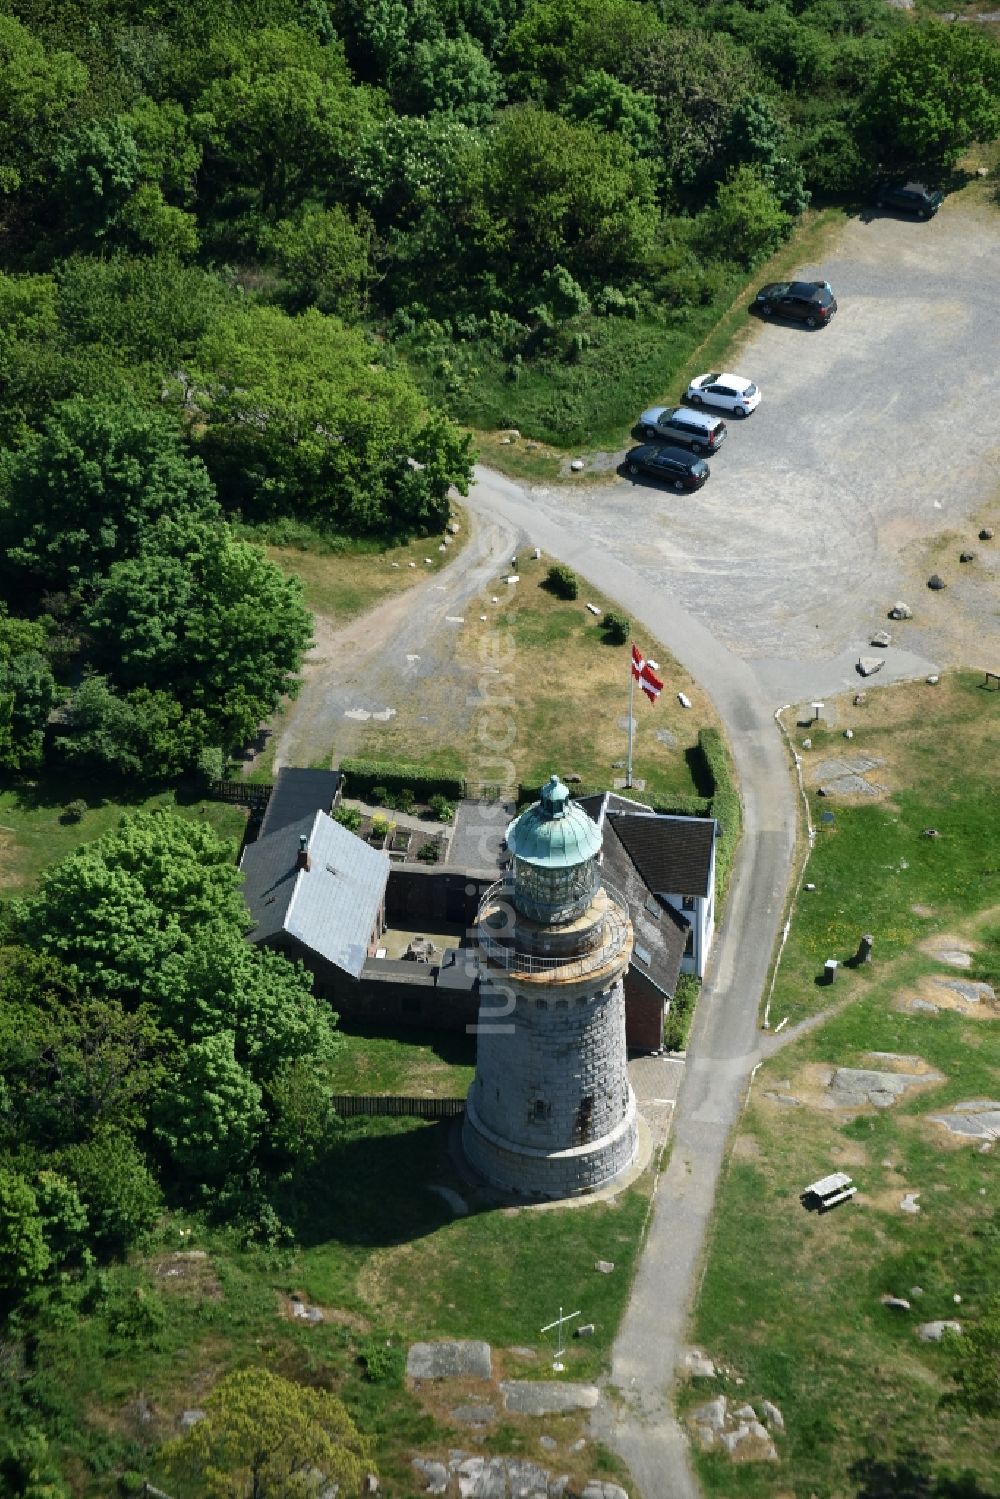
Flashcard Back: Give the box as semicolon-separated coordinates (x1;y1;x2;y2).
258;767;341;839
241;810;388;979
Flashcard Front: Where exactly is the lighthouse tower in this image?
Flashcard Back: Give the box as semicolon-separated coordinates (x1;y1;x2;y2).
463;774;639;1198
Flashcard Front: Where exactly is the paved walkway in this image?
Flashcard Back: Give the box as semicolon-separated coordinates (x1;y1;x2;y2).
464;467;803;1499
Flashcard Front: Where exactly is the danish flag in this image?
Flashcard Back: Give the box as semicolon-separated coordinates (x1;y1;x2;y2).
631;644;663;703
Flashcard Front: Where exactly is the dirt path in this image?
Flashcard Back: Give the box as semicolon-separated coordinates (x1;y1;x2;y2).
271;508;518;771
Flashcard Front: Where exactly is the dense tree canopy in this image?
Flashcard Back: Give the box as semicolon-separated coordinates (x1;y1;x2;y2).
0;394;219;592
3;810;343;1258
861;22;1000;169
190;301;472;530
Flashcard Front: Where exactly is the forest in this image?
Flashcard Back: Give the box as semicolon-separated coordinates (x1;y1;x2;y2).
1;0;999;783
0;3;998;1493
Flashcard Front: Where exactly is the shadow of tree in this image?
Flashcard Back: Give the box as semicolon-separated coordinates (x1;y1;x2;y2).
850;1450;998;1499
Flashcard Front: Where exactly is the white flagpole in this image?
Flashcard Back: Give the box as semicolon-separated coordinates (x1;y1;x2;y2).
626;654;635;789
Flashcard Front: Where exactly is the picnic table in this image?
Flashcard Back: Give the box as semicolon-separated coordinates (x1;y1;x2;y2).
802;1171;856;1211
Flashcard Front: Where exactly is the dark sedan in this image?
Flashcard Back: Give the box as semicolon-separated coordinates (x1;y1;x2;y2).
754;280;837;328
625;444;710;491
874;180;944;219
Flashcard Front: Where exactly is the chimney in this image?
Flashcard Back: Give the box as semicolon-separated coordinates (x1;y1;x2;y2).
296;833;311;872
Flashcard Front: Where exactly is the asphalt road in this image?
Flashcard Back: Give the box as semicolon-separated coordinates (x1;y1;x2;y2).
528;202;1000;703
462;199;999;1499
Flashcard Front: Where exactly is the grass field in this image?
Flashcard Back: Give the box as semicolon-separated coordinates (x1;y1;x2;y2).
326;1026;476;1097
351;548;722;807
34;1112;651;1497
767;673;1000;1031
0;774;248;892
266;522;469;630
685;672;1000;1497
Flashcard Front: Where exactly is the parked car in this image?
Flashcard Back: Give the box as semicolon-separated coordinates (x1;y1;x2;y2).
625;444;710;491
754;280;837;328
685;372;761;418
874;180;944;219
636;404;727;454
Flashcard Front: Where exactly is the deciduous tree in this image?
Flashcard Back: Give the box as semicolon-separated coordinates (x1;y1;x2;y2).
861;22;1000;169
154;1029;265;1178
191;303;472;532
161;1367;371;1499
0;395;219;592
83;516;312;754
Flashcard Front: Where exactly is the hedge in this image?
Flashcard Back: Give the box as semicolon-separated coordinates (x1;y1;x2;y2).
663;974;700;1053
339;758;465;801
697;727;741;902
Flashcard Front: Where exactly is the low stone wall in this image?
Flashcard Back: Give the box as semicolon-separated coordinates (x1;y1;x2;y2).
340;958;479;1032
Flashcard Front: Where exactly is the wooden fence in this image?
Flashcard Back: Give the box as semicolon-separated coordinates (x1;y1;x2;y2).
330;1094;466;1119
209;779;273;812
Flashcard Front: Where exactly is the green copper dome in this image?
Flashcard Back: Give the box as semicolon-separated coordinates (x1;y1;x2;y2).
505;775;603;869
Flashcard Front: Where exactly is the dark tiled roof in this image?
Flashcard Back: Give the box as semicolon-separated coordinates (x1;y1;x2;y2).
601;819;686;999
575;789;716;898
608;811;715;898
259;768;341;839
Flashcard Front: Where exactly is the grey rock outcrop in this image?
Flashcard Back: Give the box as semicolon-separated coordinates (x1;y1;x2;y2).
407;1341;493;1381
917;1320;962;1342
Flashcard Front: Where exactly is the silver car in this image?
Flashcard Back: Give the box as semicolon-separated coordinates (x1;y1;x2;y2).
637;405;728;454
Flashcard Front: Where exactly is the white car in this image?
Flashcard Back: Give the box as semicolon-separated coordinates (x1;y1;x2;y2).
685;371;761;418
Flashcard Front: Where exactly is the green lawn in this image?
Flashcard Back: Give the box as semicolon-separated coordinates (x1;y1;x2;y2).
686;672;1000;1497
326;1026;476;1096
768;673;1000;1030
32;1113;650;1497
0;772;248;892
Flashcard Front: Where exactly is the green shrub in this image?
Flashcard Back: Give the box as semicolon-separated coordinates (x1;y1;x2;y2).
332;804;363;832
428;794;454;822
106;1286;167;1347
698;727;741;901
370;814;395;843
60;799;88;824
370;784;389;805
545;564;578;600
417;840;441;862
359;1339;405;1386
601;610;631;645
395;787;416;813
647;793;712;817
663;974;700;1052
340;758;465;801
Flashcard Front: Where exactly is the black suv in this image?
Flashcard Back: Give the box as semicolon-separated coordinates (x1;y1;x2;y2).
874;180;944;219
754;280;837;328
625;444;710;491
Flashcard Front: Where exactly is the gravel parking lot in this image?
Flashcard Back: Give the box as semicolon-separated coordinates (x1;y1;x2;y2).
518;202;1000;705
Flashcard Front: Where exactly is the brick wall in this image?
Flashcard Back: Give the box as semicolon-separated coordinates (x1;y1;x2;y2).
385;865;493;926
624;970;666;1052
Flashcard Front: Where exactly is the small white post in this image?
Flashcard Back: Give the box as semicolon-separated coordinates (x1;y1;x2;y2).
626;659;635;788
540;1306;581;1371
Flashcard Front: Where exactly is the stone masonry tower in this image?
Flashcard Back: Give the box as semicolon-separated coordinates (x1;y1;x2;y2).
463;775;638;1198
